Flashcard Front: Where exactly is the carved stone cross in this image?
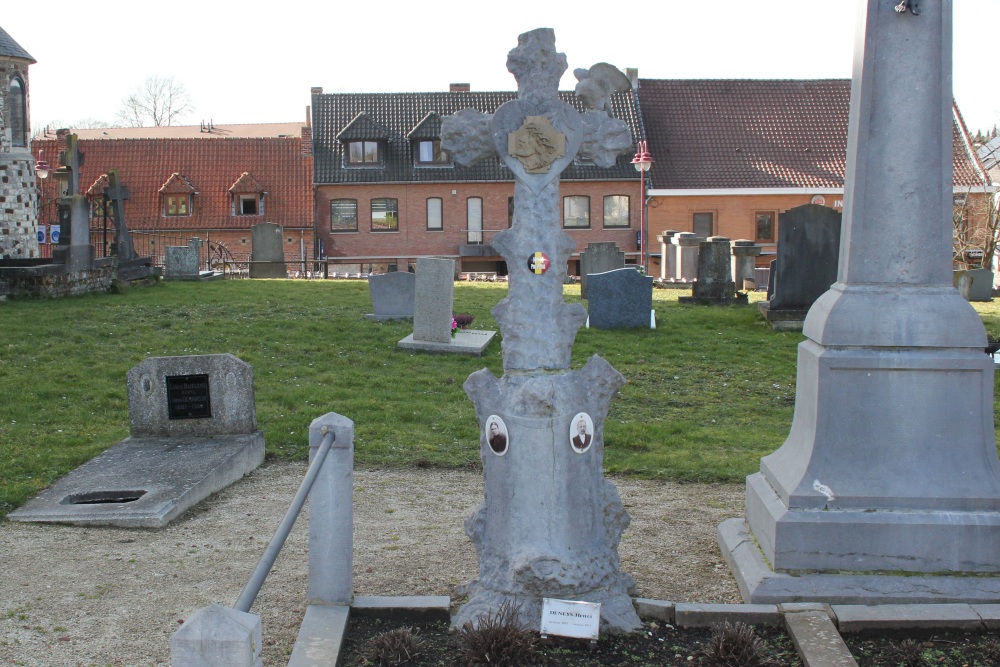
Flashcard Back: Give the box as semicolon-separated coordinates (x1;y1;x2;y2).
442;28;641;633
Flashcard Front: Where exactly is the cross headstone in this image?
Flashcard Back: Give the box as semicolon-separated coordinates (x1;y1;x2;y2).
721;0;1000;605
51;133;92;272
442;28;641;633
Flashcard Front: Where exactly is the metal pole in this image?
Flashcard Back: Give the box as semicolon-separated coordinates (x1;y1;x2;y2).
233;428;336;613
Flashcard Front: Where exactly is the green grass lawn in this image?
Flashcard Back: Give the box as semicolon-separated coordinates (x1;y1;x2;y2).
2;279;999;518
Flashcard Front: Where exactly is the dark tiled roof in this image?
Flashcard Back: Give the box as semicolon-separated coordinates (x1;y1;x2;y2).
407;113;442;140
33;135;313;231
336;114;390;141
0;26;34;62
312;90;644;185
637;79;987;190
978;137;1000;171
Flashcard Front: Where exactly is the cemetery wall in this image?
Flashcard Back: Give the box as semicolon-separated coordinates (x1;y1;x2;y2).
316;180;640;271
128;228;311;267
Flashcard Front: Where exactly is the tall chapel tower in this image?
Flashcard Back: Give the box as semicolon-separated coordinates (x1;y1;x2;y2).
0;25;38;259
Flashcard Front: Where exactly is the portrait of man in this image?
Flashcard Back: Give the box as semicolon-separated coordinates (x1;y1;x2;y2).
486;415;509;455
570;412;593;453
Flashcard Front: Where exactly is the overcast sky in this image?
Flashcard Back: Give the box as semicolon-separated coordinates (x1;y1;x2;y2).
7;0;999;135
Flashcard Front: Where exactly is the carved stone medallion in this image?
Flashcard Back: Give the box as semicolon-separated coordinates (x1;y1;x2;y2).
507;115;566;173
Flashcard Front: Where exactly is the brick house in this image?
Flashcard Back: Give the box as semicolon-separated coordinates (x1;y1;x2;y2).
31;122;313;270
310;84;644;275
636;79;993;275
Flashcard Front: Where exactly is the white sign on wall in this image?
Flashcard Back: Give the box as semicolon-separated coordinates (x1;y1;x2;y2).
539;598;601;640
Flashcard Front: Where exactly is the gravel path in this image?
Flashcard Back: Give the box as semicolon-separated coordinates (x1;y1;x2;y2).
0;463;744;667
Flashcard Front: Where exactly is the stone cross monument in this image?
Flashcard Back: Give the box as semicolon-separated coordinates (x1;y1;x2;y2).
441;28;640;632
720;0;1000;603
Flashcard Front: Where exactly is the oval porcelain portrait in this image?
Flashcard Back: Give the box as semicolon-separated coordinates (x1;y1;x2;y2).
485;415;509;455
569;412;594;453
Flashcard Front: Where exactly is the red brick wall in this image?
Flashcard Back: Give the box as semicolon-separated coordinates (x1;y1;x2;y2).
316;180;642;272
647;193;844;273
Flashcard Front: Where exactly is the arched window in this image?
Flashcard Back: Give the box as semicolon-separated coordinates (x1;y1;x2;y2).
10;78;27;148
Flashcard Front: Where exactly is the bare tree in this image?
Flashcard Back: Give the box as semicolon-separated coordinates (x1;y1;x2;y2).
115;75;193;127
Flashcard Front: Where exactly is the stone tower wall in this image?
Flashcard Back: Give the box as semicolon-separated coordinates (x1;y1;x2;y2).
0;58;39;259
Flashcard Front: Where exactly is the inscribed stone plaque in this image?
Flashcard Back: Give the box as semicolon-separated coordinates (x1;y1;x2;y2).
249;222;287;278
587;268;653;329
368;272;416;320
580;242;625;299
769;204;841;310
127;354;257;437
412;257;455;343
166;374;212;420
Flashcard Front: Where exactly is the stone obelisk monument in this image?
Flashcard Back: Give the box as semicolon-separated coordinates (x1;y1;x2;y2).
441;29;640;632
720;0;1000;603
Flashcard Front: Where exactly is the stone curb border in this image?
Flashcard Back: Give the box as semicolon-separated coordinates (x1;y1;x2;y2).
287;597;1000;666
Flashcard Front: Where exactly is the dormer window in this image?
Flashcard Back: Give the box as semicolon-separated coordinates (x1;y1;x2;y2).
159;173;197;218
165;195;191;216
229;172;265;216
348;141;380;164
416;140;449;165
237;194;260;215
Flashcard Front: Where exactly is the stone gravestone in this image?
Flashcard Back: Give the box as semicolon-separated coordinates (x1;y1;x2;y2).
164;239;201;280
442;29;641;633
657;230;679;281
672;232;704;282
249;222;287;278
579;241;625;299
720;0;1000;605
588;268;653;329
732;239;762;290
679;236;744;304
398;257;495;354
367;271;416;320
757;204;841;330
10;354;265;527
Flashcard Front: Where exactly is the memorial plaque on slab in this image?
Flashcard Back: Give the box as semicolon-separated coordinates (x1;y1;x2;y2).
166;374;212;420
540;598;601;640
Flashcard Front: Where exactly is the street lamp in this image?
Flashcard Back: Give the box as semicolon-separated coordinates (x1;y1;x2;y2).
631;140;653;273
34;150;50;179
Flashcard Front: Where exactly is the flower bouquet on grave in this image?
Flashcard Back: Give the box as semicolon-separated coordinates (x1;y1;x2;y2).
451;317;459;338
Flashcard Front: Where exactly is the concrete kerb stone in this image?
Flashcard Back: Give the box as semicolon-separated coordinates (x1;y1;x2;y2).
287;605;349;667
833;603;984;633
352;595;452;622
971;604;1000;629
674;603;781;628
783;611;858;667
632;598;674;623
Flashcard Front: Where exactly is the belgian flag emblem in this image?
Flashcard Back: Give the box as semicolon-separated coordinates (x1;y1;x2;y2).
527;252;550;274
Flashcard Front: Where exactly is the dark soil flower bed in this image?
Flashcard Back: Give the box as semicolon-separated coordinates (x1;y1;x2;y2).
338;616;803;666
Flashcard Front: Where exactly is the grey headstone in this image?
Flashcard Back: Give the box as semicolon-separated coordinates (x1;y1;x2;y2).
672;232;704;282
588;268;653;329
411;257;455;343
368;272;416;320
692;236;735;300
768;205;841;310
249;222;287;278
657;230;679;280
580;242;625;299
127;354;258;438
731;239;762;289
164;241;200;280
